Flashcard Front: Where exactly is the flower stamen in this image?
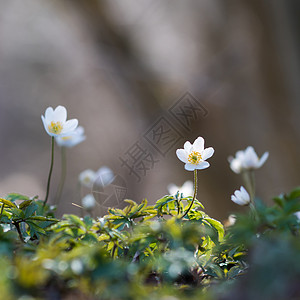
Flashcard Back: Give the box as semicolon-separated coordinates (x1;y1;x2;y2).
188;151;202;164
48;121;63;134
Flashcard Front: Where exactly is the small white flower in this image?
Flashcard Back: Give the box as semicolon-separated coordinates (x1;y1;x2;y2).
176;137;214;171
81;194;96;210
41;105;78;137
95;166;114;187
79;169;97;188
55;126;86;148
228;146;269;174
231;186;250;206
168;180;194;197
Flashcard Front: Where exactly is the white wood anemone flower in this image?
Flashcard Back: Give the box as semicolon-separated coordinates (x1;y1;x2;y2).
168;180;194;197
228;146;269;174
176;137;214;171
41;105;78;137
55;126;86;148
79;169;97;189
79;166;114;189
94;166;114;187
81;194;96;210
231;186;250;206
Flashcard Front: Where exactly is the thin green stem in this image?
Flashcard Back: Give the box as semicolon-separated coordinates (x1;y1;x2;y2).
242;170;256;204
44;136;55;207
54;146;67;206
249;170;256;202
181;169;198;219
176;197;180;215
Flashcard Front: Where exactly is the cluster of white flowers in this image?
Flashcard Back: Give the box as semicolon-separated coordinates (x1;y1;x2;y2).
41;107;270;214
79;166;114;210
175;137;269;208
229;147;268;206
79;166;114;189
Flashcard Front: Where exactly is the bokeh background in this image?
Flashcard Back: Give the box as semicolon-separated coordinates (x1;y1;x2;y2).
0;0;299;220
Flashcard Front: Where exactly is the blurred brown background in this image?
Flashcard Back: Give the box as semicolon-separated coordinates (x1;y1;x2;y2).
0;0;299;220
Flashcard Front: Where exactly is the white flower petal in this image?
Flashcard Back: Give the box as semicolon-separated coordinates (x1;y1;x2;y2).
258;151;269;168
53;106;67;122
231;195;244;205
62;119;78;134
184;141;192;152
240;186;250;201
202;147;214;160
176;149;188;163
236;150;245;160
196;161;210;170
76;126;85;135
184;163;196;171
41;115;49;133
244;146;259;167
192;137;204;152
230;159;242;174
44;107;54;122
234;190;243;199
231;195;239;205
168;183;179;195
181;180;194;196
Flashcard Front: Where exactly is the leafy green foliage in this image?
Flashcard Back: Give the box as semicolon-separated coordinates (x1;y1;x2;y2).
0;188;299;299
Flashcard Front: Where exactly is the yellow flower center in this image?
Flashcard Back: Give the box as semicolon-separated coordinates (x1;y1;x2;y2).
61;136;71;141
188;151;202;164
48;121;63;134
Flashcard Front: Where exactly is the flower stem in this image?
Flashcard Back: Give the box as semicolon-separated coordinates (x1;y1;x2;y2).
44;136;55;207
243;170;256;203
54;146;67;206
181;169;198;219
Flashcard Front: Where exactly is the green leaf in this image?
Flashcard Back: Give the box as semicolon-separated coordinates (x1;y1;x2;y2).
24;203;38;218
288;187;300;200
6;193;29;202
227;265;241;279
204;218;224;240
27;216;58;222
273;196;284;208
154;196;176;209
19;200;33;210
26;220;46;236
11;208;25;220
64;214;86;229
0;198;17;208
